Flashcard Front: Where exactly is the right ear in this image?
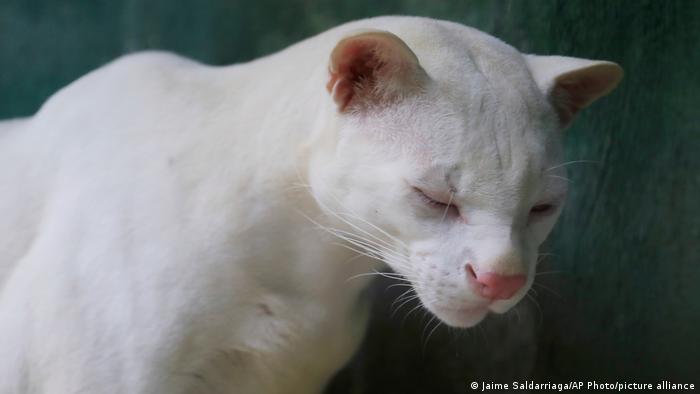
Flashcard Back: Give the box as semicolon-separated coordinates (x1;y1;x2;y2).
327;30;427;112
526;55;623;127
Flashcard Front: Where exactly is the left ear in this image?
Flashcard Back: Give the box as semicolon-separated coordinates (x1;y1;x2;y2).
526;55;623;127
327;30;427;112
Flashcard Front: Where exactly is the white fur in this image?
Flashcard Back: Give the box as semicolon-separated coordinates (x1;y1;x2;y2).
0;16;620;393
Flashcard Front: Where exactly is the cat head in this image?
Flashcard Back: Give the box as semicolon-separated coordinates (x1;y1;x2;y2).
309;27;622;327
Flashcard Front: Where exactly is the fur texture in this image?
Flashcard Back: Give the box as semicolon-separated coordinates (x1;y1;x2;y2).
0;16;621;393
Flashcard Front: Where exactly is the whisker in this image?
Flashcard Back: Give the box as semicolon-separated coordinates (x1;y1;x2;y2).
546;174;573;183
286;182;314;192
387;282;415;291
291;182;407;261
335;234;408;268
348;271;403;281
421;315;438;346
532;282;564;299
402;300;428;324
302;211;414;273
545;160;600;172
317;224;417;276
332;243;418;282
535;270;565;276
331;241;382;263
327;227;410;261
324;189;408;248
336;211;408;249
343;253;368;265
294;188;419;282
537;253;560;261
318;190;407;250
424;318;442;350
439;191;454;225
347;268;417;284
393;292;420;307
526;293;543;327
391;295;421;318
514;303;522;325
302;197;404;259
334;215;401;252
391;287;415;304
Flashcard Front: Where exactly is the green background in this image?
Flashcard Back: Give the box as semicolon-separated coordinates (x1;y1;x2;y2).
1;0;698;391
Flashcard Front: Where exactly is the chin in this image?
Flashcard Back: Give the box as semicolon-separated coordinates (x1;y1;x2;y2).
488;300;521;314
426;303;490;328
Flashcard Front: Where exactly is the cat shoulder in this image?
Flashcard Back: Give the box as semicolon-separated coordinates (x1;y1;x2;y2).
36;51;201;119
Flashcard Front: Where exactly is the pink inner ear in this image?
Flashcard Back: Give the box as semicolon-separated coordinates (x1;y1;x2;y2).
327;41;385;111
550;84;580;126
326;32;424;112
551;63;623;127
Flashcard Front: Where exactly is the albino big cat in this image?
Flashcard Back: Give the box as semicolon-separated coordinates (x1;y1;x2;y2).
0;16;622;394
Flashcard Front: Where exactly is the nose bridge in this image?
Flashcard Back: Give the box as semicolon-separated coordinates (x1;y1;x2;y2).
474;225;524;275
493;249;523;275
463;225;528;301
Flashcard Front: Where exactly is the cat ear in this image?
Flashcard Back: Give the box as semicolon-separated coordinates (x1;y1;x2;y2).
525;55;623;127
327;31;427;112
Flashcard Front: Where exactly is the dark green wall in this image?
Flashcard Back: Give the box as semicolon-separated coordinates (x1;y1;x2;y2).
2;0;698;391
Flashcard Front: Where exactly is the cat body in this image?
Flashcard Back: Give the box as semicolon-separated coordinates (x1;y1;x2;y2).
0;16;621;393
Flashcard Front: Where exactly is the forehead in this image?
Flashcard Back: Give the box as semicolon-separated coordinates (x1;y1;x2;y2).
372;75;563;207
406;21;558;170
395;75;559;162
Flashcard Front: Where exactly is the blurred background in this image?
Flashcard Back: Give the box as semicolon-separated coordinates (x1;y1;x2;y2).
1;0;698;392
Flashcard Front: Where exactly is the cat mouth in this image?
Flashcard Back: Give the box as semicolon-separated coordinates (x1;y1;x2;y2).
427;303;490;328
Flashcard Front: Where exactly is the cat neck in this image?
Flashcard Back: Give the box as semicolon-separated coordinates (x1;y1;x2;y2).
203;54;381;302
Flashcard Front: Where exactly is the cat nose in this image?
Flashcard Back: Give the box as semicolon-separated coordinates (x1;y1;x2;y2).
465;264;526;300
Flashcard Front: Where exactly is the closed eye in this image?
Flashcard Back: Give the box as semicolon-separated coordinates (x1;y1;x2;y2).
412;187;458;213
530;203;555;215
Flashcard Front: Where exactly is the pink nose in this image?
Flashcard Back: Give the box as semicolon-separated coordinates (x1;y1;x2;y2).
466;265;526;300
